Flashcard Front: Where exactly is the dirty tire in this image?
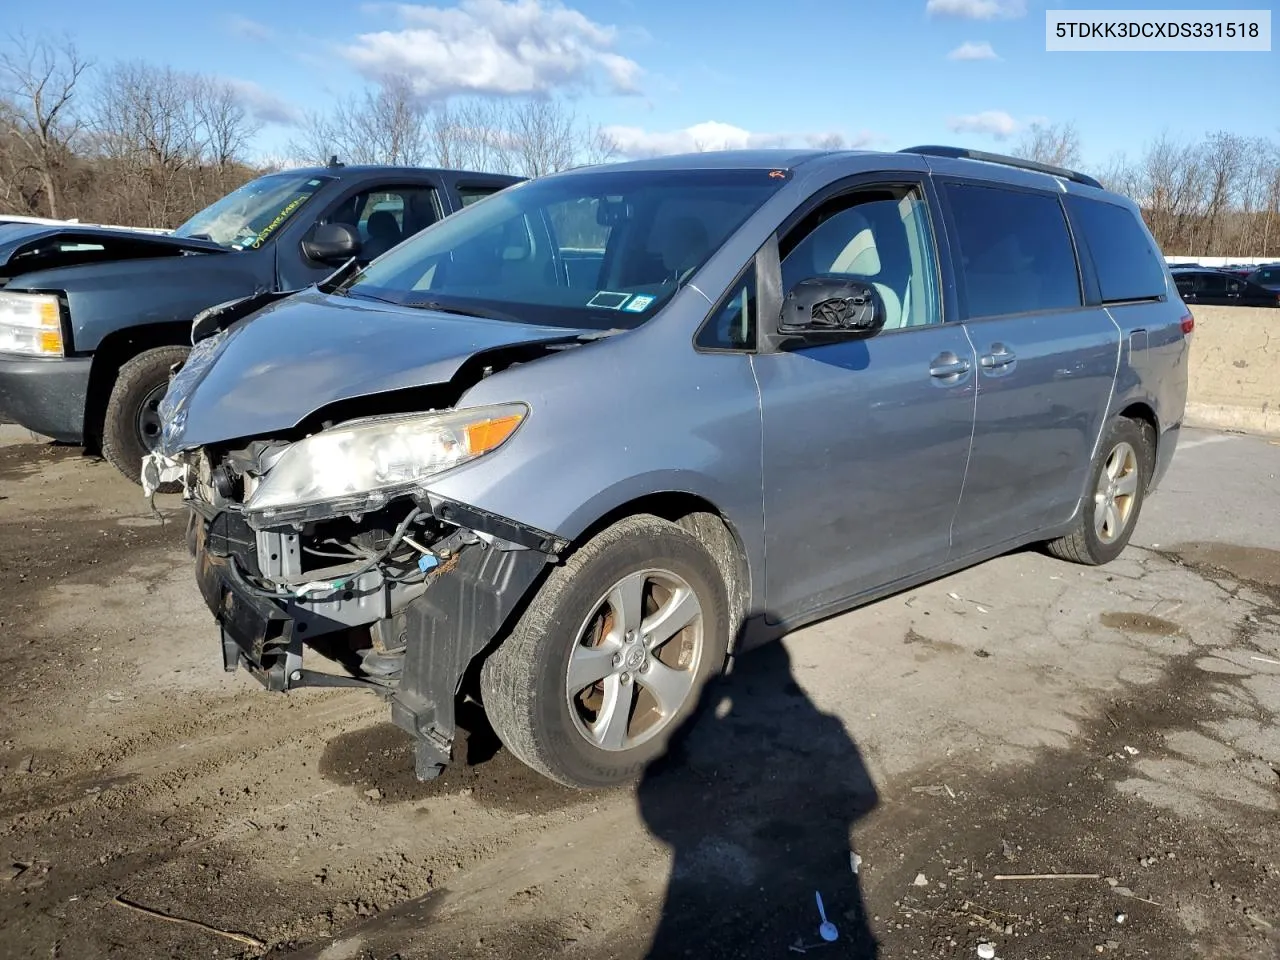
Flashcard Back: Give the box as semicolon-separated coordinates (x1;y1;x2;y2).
1046;416;1154;566
480;514;731;789
102;345;190;492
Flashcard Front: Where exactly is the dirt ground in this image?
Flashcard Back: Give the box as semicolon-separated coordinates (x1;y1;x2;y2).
1;428;1278;960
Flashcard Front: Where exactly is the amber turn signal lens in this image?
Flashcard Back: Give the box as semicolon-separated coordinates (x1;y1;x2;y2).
465;414;524;454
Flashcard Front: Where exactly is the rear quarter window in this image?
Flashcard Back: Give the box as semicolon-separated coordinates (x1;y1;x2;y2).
942;182;1082;319
1065;195;1167;303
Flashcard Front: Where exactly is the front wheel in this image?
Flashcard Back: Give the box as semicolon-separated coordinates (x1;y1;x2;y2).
480;514;731;789
1045;416;1154;565
101;345;190;492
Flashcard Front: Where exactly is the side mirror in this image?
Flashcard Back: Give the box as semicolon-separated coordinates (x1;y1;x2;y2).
779;276;886;338
302;222;361;265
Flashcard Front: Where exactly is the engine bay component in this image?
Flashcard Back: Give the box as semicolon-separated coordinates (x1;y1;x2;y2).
184;432;565;780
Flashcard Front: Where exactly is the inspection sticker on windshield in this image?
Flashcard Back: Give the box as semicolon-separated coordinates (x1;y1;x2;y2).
622;295;654;313
587;291;631;309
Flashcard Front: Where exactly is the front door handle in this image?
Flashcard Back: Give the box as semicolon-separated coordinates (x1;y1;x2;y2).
979;344;1017;369
929;353;971;378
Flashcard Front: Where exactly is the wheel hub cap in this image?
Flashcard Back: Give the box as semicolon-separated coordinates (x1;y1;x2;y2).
135;382;169;453
1093;440;1139;546
565;568;705;752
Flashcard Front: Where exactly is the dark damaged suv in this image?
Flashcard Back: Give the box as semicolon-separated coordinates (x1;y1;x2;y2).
152;146;1190;788
0;162;518;487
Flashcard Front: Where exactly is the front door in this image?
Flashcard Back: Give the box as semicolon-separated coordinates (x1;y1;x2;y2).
753;181;976;623
938;179;1121;554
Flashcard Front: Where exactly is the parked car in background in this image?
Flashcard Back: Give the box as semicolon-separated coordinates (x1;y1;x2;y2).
1172;268;1280;307
0;161;522;487
150;145;1190;789
0;213;172;235
1246;263;1280;292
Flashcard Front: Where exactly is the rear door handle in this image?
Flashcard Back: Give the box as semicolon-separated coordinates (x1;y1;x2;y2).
929;353;971;378
979;344;1017;369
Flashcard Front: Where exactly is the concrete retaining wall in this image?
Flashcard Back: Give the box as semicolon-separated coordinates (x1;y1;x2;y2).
1185;305;1280;437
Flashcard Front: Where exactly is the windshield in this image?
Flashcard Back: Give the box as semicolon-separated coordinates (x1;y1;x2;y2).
341;168;790;329
173;172;333;250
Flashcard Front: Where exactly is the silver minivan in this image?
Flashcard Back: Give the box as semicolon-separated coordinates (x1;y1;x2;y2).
152;146;1191;788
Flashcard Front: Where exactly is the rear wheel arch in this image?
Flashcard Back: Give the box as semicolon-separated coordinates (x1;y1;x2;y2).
1116;401;1159;487
1048;414;1154;565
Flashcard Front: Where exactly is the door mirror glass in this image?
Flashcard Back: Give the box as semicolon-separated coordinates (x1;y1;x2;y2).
303;222;362;265
779;276;886;337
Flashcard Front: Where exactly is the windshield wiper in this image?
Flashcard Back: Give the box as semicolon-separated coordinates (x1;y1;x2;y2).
402;299;522;323
340;288;401;306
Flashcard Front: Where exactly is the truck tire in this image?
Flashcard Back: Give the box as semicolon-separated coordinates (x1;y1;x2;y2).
480;514;731;789
101;345;190;492
1045;416;1154;566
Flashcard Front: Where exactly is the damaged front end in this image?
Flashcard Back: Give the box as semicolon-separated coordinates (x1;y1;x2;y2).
168;410;566;781
139;289;612;780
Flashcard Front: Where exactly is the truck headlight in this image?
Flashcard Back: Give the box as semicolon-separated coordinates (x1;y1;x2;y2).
0;292;64;357
244;403;528;524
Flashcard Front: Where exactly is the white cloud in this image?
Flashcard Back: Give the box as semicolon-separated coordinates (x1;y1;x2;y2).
926;0;1025;20
603;121;879;158
227;79;303;127
341;0;643;99
947;41;999;60
946;110;1019;139
227;15;274;41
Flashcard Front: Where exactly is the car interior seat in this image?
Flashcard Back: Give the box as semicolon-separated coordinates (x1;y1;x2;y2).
654;215;711;286
804;208;905;329
404;191;439;238
362;210;404;260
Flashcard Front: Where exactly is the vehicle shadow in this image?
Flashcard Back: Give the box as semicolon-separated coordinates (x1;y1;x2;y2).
635;637;881;959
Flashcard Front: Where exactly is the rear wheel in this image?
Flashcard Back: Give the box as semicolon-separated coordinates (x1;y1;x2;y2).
480;514;731;788
101;345;189;492
1046;416;1154;565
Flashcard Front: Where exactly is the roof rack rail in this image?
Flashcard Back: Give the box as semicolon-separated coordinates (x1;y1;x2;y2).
899;145;1102;190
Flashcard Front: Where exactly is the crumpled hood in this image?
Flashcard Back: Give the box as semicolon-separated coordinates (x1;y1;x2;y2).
0;222;223;273
158;289;593;453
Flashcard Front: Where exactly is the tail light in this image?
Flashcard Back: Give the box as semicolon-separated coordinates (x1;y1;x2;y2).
1180;311;1195;335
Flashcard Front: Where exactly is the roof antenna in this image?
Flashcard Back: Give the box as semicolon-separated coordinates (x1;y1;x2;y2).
327;154;345;168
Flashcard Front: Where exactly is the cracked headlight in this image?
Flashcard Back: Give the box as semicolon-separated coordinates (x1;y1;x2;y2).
244;403;527;524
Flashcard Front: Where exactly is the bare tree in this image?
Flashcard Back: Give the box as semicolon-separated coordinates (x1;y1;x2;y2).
1234;137;1275;253
505;99;579;176
1198;132;1246;253
579;123;620;166
92;61;199;168
1140;134;1208;255
1096;151;1140;200
1264;159;1280;256
1012;120;1082;170
86;61;260;226
290;74;428;166
193;75;260;172
0;32;89;218
432;99;513;172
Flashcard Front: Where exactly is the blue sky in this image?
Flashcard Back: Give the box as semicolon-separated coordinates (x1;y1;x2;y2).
8;0;1277;168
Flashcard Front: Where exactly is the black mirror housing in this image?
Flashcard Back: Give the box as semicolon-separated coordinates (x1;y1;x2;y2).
303;222;362;265
779;276;886;337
